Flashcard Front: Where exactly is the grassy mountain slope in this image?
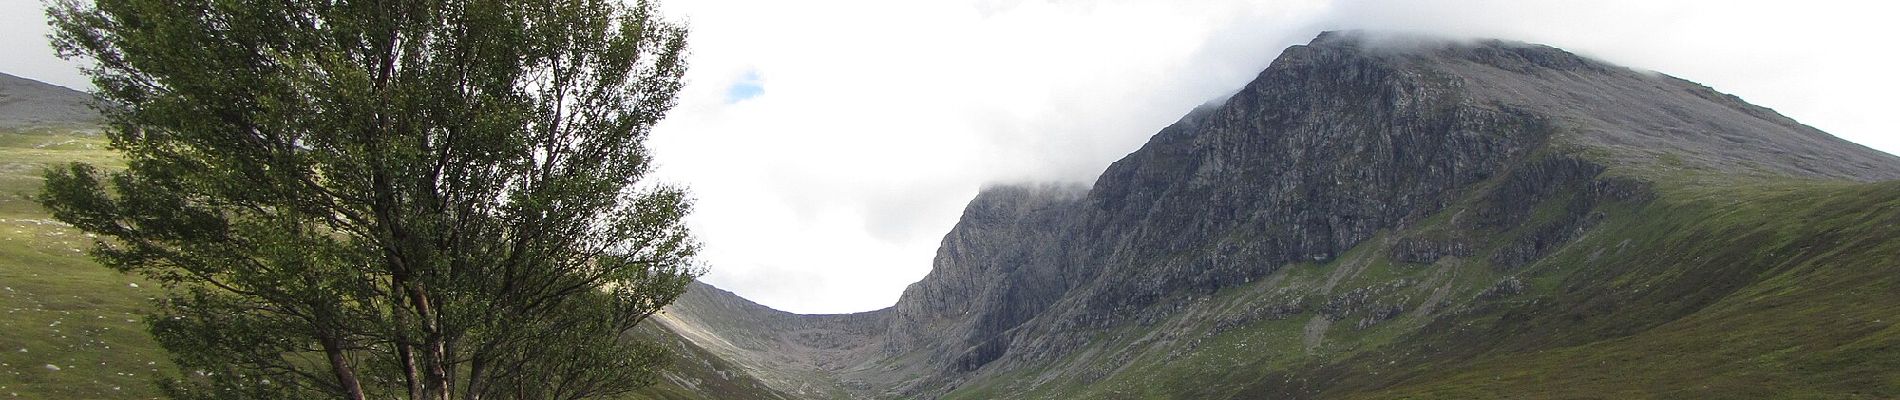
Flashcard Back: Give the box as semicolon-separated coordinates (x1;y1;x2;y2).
13;29;1900;399
932;163;1900;399
0;126;165;399
1326;176;1900;399
0;93;789;399
642;32;1900;400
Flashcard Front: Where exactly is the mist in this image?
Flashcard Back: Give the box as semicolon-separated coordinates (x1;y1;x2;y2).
2;0;1894;314
645;0;1900;314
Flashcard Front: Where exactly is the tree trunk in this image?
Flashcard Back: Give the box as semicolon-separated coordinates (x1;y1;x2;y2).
406;282;453;400
318;331;368;400
394;282;424;400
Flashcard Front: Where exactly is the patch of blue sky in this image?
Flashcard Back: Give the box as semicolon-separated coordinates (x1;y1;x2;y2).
724;69;764;103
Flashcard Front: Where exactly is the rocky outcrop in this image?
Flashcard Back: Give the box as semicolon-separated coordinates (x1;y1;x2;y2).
1477;276;1527;300
884;183;1087;362
654;31;1900;399
1390;236;1473;264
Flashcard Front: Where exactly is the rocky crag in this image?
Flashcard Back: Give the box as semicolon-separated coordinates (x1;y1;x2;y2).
657;31;1900;399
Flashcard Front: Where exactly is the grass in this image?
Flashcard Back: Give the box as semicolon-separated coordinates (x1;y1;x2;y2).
0;127;785;399
940;157;1900;399
0;127;169;399
1335;178;1900;399
624;323;797;400
14;120;1894;400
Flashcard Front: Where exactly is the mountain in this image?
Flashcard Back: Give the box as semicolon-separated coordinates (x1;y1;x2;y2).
5;29;1898;398
0;72;99;130
657;30;1900;399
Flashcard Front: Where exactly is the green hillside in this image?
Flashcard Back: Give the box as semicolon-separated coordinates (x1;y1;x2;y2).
0;127;787;399
0;126;165;399
1330;177;1900;399
937;156;1900;399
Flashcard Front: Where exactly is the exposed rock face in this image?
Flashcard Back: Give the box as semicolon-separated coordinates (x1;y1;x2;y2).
884;183;1087;372
1390;236;1472;264
655;30;1900;399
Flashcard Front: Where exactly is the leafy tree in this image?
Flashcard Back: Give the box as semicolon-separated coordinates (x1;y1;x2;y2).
38;0;699;399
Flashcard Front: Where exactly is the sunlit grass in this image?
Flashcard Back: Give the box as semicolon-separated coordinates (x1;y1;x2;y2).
0;128;780;399
0;127;170;399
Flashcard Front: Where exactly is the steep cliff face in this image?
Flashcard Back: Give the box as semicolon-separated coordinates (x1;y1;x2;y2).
657;31;1900;399
884;183;1088;370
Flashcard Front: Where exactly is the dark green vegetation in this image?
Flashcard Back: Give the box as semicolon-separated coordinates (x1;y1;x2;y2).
30;0;717;398
934;172;1900;399
0;126;786;400
1338;177;1900;399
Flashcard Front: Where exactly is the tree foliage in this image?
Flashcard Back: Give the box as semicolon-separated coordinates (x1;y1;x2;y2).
38;0;698;399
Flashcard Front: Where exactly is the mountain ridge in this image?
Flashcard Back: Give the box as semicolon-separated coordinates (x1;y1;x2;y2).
656;30;1900;399
0;71;99;130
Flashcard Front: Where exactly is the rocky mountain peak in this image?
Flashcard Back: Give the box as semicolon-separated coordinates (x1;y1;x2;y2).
654;31;1900;399
1285;30;1900;181
1303;30;1614;73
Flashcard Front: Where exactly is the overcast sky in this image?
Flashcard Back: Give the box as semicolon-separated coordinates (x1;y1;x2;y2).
4;0;1898;314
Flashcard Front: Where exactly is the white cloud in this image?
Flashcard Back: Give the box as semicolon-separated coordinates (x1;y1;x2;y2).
2;0;1896;314
651;0;1900;314
649;0;1333;313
